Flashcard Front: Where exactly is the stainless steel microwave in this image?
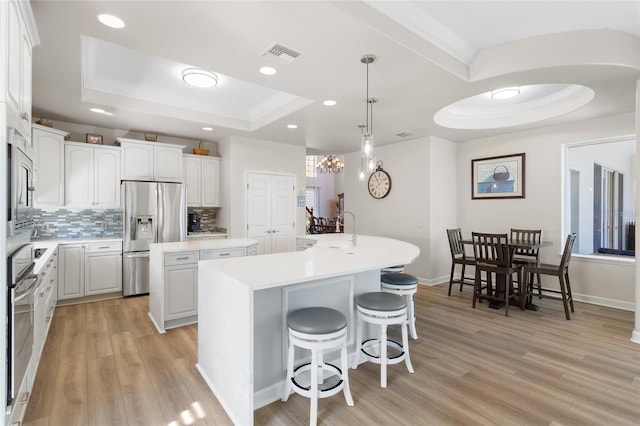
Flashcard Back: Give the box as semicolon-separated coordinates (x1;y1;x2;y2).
7;128;34;239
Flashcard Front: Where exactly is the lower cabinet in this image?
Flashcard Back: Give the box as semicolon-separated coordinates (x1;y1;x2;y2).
85;243;123;295
149;243;258;333
58;243;85;299
58;241;122;301
164;252;198;321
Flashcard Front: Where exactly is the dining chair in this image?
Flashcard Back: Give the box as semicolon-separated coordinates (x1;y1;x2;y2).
309;217;321;234
523;234;576;320
510;228;542;296
319;217;329;233
471;232;524;316
446;228;476;296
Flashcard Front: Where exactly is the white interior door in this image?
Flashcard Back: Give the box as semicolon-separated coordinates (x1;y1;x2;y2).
247;173;294;254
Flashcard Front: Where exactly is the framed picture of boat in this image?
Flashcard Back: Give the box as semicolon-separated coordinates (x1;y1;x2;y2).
472;153;525;199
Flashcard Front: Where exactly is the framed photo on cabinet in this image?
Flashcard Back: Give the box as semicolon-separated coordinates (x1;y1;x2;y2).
86;133;103;144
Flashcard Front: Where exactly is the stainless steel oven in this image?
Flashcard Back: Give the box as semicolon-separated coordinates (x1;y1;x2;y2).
6;243;38;408
7;127;34;242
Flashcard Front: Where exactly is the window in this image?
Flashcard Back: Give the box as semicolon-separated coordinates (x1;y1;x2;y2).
565;138;635;257
305;155;316;177
305;187;319;215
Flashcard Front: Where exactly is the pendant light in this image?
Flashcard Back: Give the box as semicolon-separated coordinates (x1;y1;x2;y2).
358;54;377;181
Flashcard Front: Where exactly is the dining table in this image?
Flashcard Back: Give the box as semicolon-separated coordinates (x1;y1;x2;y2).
462;237;553;311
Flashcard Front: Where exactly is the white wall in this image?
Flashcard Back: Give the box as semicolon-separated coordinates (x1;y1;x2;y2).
457;112;636;309
217;135;306;238
344;137;440;282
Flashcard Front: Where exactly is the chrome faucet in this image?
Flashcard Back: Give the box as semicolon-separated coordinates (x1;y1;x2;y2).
343;211;356;246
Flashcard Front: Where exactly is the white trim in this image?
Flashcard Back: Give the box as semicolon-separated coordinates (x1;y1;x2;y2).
147;312;166;334
571;254;635;266
572;292;635;312
631;330;640;344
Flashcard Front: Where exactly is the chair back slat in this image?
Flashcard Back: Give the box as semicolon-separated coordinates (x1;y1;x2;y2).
559;233;577;269
472;232;510;267
510;228;542;259
446;228;466;258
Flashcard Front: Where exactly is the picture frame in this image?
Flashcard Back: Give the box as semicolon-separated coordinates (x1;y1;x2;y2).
472;153;525;199
86;133;103;145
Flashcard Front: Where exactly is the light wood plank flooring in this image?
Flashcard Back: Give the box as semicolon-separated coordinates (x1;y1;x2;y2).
24;284;640;425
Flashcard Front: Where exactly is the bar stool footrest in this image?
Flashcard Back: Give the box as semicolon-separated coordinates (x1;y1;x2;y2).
360;338;406;365
290;362;345;399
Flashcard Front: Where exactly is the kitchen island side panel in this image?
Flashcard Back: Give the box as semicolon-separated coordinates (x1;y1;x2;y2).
197;267;253;426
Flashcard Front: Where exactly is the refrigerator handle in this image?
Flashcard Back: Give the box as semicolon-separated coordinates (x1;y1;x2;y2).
130;216;137;241
124;252;150;258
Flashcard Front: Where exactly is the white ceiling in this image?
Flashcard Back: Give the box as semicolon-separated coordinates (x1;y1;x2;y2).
30;1;640;153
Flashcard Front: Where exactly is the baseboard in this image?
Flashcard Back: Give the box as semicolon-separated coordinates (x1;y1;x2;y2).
631;329;640;344
254;381;284;410
147;312;166;334
572;293;635;312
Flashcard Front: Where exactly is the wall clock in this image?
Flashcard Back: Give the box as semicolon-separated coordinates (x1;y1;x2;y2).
368;161;392;199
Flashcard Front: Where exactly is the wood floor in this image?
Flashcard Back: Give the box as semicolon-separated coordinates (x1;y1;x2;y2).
24;284;640;426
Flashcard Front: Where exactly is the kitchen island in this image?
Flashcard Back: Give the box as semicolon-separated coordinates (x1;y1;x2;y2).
196;235;419;425
148;238;258;332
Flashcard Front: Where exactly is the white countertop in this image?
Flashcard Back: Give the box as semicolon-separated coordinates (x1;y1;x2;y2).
32;238;122;273
149;238;257;253
199;235;419;291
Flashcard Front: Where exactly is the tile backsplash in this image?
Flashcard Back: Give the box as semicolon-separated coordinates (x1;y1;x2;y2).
32;208;123;239
187;207;222;231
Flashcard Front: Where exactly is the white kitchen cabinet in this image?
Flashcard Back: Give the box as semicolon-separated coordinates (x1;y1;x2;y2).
58;244;85;299
65;143;120;208
85;242;122;295
119;138;185;182
5;0;37;139
200;247;246;260
183;154;221;207
32;124;68;207
163;251;199;322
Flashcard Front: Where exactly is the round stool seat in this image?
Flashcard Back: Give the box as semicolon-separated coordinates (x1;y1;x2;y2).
381;272;418;286
356;292;406;312
287;307;347;335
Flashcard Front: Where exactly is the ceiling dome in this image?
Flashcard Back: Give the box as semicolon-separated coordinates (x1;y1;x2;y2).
434;83;595;129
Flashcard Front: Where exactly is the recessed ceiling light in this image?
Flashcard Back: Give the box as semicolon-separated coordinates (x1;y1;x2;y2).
90;107;113;116
182;68;218;88
202;127;213;131
97;14;125;29
323;100;337;106
259;66;277;76
287;124;298;129
491;87;520;100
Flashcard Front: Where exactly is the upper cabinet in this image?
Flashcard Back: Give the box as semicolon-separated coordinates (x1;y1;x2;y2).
4;0;39;140
118;138;184;182
65;143;120;208
32;124;69;207
183;154;220;207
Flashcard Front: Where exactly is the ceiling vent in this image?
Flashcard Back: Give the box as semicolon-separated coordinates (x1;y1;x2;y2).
263;43;301;62
396;131;416;138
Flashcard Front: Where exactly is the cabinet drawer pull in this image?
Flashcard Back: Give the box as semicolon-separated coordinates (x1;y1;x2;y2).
176;256;189;260
98;246;110;249
219;253;230;256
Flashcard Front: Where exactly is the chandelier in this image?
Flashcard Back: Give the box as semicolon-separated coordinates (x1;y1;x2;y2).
358;54;377;181
316;155;344;174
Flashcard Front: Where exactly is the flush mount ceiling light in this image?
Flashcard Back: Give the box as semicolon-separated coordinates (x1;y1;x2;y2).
323;100;337;106
259;66;277;76
491;87;520;100
202;127;213;131
181;68;218;88
287;124;298;129
97;14;125;29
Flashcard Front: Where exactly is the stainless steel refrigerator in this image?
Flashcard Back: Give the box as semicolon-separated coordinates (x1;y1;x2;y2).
122;181;186;296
